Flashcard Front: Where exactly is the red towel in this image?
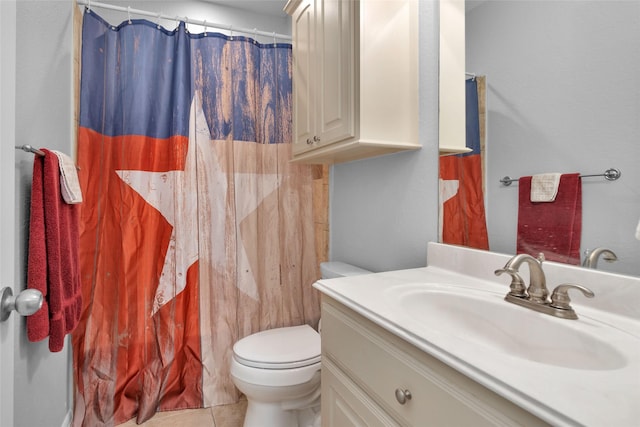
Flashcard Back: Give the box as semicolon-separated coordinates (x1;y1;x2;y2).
27;149;82;352
516;173;582;265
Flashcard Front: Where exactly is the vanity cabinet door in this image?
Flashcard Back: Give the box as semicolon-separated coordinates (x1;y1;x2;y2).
322;357;400;427
321;297;550;427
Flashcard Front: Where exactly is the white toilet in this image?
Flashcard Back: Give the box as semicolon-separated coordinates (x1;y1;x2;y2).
230;261;371;427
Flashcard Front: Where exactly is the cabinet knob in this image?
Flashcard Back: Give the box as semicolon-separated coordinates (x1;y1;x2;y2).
306;138;313;145
313;135;320;142
394;388;412;405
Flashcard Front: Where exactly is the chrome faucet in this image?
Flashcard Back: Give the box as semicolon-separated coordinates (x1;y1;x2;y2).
495;253;548;303
582;247;617;269
495;253;595;319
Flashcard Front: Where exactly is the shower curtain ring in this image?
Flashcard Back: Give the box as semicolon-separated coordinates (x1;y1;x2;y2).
156;11;162;29
273;32;277;46
229;25;233;40
87;0;91;12
203;20;207;36
127;6;132;24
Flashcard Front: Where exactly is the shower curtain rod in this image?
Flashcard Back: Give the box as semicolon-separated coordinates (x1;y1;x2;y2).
75;0;292;42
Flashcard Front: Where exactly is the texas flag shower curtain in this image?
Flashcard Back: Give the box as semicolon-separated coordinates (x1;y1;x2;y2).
72;10;322;426
439;78;489;249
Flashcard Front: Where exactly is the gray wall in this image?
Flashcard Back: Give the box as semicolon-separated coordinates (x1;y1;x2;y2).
467;1;640;276
330;1;440;272
14;2;74;426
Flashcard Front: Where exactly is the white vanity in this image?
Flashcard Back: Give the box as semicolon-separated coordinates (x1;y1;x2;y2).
314;243;640;426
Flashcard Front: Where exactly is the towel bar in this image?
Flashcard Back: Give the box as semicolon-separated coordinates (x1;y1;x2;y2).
15;144;45;156
15;144;82;170
500;168;621;186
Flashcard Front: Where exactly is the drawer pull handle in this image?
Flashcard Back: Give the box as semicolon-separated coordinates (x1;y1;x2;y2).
395;388;412;405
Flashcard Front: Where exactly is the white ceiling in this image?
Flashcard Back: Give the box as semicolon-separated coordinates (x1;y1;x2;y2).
203;1;487;18
202;0;287;17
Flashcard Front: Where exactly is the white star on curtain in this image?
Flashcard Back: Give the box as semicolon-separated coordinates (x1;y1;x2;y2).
116;95;281;315
438;178;460;242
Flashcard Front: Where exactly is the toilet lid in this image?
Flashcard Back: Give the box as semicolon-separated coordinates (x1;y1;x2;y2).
233;325;321;369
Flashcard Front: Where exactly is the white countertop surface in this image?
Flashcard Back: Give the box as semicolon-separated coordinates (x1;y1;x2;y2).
314;243;640;427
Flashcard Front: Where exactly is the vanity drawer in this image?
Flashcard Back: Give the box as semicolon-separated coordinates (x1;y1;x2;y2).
321;297;549;427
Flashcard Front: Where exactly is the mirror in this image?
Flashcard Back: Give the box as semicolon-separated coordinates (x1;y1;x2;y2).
447;0;639;276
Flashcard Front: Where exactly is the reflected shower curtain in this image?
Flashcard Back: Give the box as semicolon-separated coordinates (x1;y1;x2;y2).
72;10;322;426
439;78;489;249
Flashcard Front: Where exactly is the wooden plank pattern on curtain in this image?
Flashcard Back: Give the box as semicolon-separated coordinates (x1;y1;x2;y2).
73;9;325;425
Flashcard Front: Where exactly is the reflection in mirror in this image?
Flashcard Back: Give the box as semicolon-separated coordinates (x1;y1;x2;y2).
441;0;640;276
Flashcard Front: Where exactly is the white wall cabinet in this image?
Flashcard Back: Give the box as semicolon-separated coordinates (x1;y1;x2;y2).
285;0;419;164
320;296;550;427
439;0;471;154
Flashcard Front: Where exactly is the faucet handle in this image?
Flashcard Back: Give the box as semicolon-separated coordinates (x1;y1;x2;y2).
550;283;595;311
495;267;527;297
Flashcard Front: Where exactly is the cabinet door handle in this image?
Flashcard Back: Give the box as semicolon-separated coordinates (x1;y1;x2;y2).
394;388;412;405
313;135;320;142
306;138;313;145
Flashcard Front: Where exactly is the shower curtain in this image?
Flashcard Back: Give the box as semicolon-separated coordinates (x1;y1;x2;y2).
72;10;323;426
439;78;489;249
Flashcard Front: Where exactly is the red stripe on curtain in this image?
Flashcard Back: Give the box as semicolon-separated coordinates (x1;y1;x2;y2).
440;154;489;249
73;127;202;425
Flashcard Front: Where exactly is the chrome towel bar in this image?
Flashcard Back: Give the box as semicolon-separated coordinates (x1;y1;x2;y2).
15;144;45;156
500;168;621;186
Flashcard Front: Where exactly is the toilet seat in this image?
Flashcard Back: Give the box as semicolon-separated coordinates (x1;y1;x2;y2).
233;325;321;369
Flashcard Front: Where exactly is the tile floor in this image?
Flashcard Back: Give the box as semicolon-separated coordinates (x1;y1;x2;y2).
119;399;247;427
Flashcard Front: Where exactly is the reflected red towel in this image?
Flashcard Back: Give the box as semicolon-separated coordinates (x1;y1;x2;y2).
27;149;82;352
517;173;582;265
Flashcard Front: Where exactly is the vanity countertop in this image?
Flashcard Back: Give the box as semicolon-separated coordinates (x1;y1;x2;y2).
314;243;640;427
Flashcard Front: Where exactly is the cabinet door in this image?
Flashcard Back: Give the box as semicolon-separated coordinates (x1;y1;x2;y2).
316;0;355;147
292;0;316;155
322;357;401;427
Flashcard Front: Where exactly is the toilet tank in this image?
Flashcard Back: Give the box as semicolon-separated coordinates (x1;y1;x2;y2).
320;262;371;279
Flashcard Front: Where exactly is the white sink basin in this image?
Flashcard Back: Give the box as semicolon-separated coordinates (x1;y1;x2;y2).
386;284;627;371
